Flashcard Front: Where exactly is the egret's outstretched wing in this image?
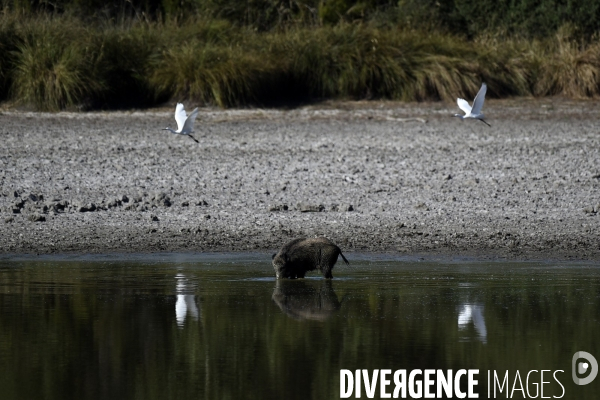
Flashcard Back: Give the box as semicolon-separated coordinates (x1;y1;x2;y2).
182;107;199;134
174;103;187;132
471;83;487;114
457;98;472;114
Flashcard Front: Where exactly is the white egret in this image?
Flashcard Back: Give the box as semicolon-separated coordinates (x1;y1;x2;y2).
453;83;491;127
163;103;200;143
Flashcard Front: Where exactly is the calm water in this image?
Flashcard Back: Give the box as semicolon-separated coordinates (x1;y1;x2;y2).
0;254;599;399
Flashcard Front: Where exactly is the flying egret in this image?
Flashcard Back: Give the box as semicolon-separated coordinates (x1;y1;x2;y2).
453;83;491;127
163;103;200;143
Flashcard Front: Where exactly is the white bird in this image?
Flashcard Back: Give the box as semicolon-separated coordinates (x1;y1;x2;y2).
453;83;491;127
163;103;200;143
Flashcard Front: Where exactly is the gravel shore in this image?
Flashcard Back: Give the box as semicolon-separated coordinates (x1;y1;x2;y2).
1;98;599;259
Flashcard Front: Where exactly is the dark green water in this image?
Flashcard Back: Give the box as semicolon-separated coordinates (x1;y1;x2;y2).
0;254;599;399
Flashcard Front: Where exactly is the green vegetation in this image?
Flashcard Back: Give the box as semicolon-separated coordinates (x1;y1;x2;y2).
1;1;600;110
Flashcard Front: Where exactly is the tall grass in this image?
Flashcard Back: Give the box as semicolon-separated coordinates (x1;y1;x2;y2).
150;41;272;107
0;14;20;101
532;29;600;98
91;24;157;108
2;12;600;110
11;27;104;110
266;26;482;101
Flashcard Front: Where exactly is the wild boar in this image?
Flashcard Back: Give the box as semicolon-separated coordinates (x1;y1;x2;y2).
272;237;349;279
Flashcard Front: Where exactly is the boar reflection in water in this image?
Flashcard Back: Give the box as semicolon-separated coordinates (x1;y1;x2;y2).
272;279;341;321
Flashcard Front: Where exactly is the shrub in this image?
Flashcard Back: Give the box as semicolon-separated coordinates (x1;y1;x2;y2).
533;29;600;97
149;40;272;107
3;10;600;110
10;17;104;110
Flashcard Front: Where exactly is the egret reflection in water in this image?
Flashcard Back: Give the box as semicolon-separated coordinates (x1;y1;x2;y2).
457;303;487;343
272;279;341;321
175;273;199;327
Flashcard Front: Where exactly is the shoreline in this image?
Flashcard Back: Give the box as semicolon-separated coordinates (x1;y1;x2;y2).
1;250;598;264
1;99;599;260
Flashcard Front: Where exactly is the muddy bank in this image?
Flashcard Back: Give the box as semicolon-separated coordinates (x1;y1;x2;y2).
0;99;599;259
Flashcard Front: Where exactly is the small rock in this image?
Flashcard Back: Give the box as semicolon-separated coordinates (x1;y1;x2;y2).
78;203;96;212
107;199;120;208
152;193;171;207
5;216;14;223
269;204;289;212
22;203;36;214
28;213;45;222
583;206;596;214
444;174;452;180
195;200;209;206
13;199;25;209
414;202;430;211
331;204;353;212
203;214;211;220
181;201;189;207
121;195;129;203
297;203;325;212
151;214;159;221
152;192;168;202
28;193;43;202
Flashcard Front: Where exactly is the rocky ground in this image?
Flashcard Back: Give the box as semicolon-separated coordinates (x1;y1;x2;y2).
0;98;599;259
